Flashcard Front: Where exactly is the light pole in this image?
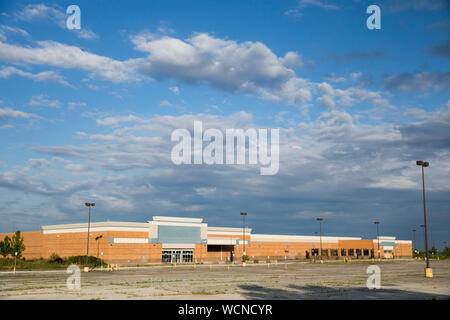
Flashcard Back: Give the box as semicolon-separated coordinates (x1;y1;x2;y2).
313;231;318;259
374;221;380;260
412;229;417;252
240;212;247;258
416;160;432;277
85;202;95;270
316;218;323;260
13;251;17;274
95;235;103;260
420;224;425;251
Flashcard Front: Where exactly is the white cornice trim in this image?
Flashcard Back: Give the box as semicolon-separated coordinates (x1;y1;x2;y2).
251;234;362;243
208;226;252;233
42;221;149;234
152;216;203;223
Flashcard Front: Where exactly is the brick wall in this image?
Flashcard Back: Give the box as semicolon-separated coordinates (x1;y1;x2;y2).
0;230;413;264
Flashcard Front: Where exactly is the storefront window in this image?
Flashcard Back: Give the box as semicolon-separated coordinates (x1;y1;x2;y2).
162;250;193;263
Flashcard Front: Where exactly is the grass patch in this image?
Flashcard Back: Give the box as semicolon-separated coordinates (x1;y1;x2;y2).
191;291;213;295
0;255;106;271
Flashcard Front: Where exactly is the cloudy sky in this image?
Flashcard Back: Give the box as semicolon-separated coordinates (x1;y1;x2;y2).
0;1;448;249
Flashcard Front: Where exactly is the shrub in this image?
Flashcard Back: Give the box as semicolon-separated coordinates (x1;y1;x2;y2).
242;255;250;262
0;236;11;258
67;255;105;266
48;253;64;264
10;231;26;258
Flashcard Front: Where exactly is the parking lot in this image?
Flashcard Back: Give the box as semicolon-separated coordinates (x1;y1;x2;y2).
1;259;449;300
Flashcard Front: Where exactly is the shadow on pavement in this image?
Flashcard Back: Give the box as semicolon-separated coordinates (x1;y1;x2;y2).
238;284;449;300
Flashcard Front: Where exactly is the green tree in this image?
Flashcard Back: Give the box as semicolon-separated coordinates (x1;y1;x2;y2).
0;236;11;258
429;246;437;255
10;231;25;258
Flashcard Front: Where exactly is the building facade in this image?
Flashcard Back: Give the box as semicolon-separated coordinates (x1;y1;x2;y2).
0;216;412;264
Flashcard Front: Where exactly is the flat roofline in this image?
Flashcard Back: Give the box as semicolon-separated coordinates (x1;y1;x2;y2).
42;221;149;230
208;226;252;233
251;234;362;241
152;216;203;223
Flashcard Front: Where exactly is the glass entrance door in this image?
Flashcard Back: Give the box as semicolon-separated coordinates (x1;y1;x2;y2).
162;249;194;263
182;250;193;263
171;250;181;263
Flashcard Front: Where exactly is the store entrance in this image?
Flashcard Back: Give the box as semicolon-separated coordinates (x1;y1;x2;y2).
162;249;193;263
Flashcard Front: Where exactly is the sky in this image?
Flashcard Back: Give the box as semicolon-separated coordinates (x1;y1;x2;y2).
0;0;448;250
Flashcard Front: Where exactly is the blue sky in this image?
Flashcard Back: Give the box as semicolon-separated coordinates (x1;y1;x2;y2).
0;0;449;250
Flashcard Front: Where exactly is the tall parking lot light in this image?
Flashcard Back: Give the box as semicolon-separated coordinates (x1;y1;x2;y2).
85;202;95;270
95;235;103;259
420;224;425;250
416;160;432;278
240;212;248;257
316;218;323;260
412;229;417;252
374;221;380;259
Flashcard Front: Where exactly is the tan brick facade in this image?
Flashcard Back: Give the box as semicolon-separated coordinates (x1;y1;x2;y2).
0;219;412;264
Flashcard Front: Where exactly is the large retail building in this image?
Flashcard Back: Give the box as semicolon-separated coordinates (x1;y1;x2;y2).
0;216;412;264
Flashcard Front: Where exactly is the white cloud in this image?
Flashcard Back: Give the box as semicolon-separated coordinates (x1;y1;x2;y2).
159;100;172;107
350;72;362;80
316;82;391;109
0;33;392;109
0;41;135;82
130;32;313;106
298;0;340;10
325;73;346;83
0;107;41;120
169;86;179;94
284;9;303;18
26;158;50;169
15;4;98;40
16;4;66;28
0;25;29;41
72;28;98;40
384;72;450;92
194;187;217;196
67;101;87;110
27;94;62;108
0;106;447;235
280;52;303;69
0;66;73;87
96;115;141;127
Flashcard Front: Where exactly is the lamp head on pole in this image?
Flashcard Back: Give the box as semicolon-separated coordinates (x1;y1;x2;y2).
240;212;247;216
374;221;380;225
416;161;429;167
85;202;95;207
316;218;323;222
